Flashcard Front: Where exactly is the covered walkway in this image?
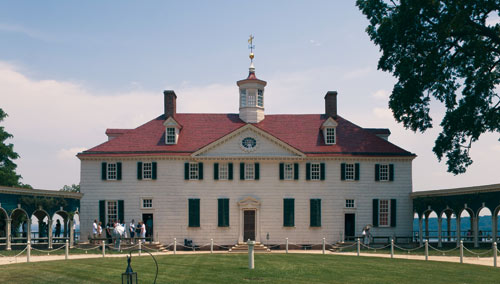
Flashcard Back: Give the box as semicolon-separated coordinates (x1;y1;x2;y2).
0;186;82;250
412;183;500;248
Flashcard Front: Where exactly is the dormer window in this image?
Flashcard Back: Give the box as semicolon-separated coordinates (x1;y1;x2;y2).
257;89;263;107
166;128;176;144
163;117;181;145
321;117;338;145
240;89;247;107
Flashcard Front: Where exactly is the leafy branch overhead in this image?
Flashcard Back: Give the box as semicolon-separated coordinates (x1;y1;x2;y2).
357;0;500;174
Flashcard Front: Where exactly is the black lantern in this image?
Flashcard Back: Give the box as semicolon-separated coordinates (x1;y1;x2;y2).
122;255;138;284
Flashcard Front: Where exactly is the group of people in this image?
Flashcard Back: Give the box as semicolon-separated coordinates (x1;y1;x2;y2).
92;219;147;246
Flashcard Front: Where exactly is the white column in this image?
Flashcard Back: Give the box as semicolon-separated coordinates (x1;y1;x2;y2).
473;215;479;248
418;217;423;246
27;219;31;245
456;217;461;246
437;217;442;248
6;218;11;251
48;219;53;249
69;219;75;247
492;215;498;244
248;240;255;270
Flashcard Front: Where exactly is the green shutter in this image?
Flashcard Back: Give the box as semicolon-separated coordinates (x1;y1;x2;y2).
117;162;122;180
99;200;105;225
214;163;219;180
294;163;299;180
279;163;284;180
310;199;321;227
137;162;143;180
184;163;189;180
391;199;397;227
101;162;107;180
218;198;229;227
375;164;380;181
389;164;394;181
320;163;326;180
306;163;311;180
189;199;200;227
373;199;379;227
240;163;245;180
118;200;124;223
255;163;260;180
283;199;295;227
228;163;233;180
152;162;157;180
198;162;203;180
355;163;360;181
341;163;346;180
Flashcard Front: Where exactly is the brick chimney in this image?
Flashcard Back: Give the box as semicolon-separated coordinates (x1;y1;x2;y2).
324;91;338;118
164;90;177;118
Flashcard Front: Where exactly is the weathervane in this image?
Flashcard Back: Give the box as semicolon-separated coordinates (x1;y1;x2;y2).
248;34;255;63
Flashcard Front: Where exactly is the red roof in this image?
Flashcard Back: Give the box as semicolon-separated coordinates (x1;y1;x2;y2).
79;113;414;158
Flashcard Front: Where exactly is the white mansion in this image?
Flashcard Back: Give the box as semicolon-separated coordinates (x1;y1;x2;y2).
78;61;416;246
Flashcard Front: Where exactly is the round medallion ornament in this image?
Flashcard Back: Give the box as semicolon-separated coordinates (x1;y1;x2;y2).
240;137;257;152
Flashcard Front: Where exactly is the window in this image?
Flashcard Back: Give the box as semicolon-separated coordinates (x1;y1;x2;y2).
345;199;355;208
219;163;228;180
218;198;229;227
311;163;320;180
310;199;321;227
240;89;246;107
143;162;152;179
379;199;390;227
247;93;256;106
166;127;176;144
245;163;254;180
379;164;389;181
257;89;263;107
283;198;295;227
284;163;293;180
107;163;117;180
341;163;359;181
142;199;153;209
188;199;200;227
326;128;336;144
345;164;354;180
189;163;199;180
107;201;118;225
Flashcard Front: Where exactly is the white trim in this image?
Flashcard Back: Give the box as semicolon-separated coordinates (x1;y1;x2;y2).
107;163;117;180
237;196;261;243
141;198;154;209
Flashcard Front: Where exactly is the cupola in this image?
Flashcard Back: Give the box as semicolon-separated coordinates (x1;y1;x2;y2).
237;35;267;124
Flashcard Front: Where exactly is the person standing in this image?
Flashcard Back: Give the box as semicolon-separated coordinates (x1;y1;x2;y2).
55;220;61;242
97;222;103;239
92;219;98;243
140;221;146;243
129;220;135;244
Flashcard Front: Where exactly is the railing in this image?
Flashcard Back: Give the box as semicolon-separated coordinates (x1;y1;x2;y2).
412;230;498;242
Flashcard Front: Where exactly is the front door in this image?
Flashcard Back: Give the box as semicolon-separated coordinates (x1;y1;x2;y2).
244;210;255;241
142;214;153;241
345;213;355;241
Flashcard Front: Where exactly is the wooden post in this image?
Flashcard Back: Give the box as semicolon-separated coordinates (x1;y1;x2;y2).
174;238;177;255
322;238;325;255
65;239;69;260
69;219;75;248
210;238;213;254
102;240;105;257
437;217;442;248
138;239;142;256
473;215;479;248
48;219;53;249
357;238;360;256
285;238;288;254
27;242;31;263
390;238;394;259
248;240;255;269
494;242;497;268
418;217;423;246
6;218;11;251
460;240;463;264
425;240;428;261
27;219;32;245
456;217;462;247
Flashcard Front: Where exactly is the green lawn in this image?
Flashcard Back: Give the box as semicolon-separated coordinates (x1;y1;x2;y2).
1;254;499;284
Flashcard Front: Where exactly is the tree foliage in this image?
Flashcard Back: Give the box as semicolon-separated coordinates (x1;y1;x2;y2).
0;108;29;187
60;184;80;193
357;0;500;174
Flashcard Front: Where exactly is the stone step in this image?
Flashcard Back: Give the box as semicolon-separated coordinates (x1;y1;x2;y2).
229;242;269;252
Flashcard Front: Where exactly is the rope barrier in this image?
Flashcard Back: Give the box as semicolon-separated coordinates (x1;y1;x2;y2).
427;244;459;254
13;246;28;257
213;243;231;250
393;244;424;252
463;246;493;256
31;245;66;254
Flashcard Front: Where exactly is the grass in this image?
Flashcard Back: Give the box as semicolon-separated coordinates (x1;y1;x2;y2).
1;253;500;283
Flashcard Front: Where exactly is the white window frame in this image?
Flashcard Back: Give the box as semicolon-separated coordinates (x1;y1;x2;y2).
218;163;228;180
257;89;264;107
379;164;389;181
240;89;246;107
245;163;255;180
143;162;152;180
107;163;117;180
189;163;199;180
106;200;118;225
141;198;153;209
284;163;293;180
345;199;355;208
166;127;176;144
345;163;355;181
326;128;336;145
379;199;390;227
247;92;256;107
311;163;320;180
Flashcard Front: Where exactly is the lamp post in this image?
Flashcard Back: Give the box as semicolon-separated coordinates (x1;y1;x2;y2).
121;249;159;284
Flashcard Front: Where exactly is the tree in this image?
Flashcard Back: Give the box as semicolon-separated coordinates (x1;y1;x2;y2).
60;184;80;193
0;108;28;187
356;0;500;174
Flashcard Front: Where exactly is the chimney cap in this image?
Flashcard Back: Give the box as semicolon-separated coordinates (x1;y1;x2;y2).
163;90;177;97
324;91;338;98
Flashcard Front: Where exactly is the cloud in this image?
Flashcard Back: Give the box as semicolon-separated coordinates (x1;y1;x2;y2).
309;39;321;47
372;107;392;119
372;89;389;100
57;147;87;160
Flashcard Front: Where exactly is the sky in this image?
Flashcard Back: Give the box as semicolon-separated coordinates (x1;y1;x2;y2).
0;1;498;191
